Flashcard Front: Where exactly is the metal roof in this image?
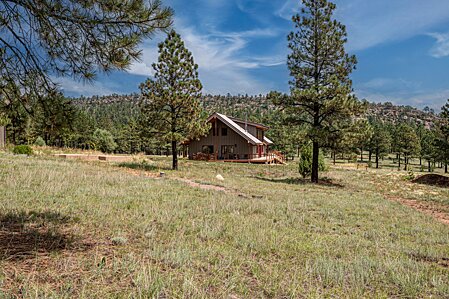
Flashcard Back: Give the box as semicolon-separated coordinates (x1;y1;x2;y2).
208;113;263;145
263;136;274;145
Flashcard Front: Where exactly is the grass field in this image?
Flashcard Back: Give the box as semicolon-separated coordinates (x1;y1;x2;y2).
0;151;448;298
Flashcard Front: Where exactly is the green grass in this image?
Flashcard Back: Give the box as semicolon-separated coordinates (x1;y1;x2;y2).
0;152;448;298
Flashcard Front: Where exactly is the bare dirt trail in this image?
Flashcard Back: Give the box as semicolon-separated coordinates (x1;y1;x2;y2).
121;163;449;225
386;195;449;225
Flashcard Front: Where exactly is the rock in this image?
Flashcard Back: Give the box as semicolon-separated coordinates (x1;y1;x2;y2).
216;174;224;181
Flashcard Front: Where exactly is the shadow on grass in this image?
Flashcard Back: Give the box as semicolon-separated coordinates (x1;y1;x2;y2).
254;176;344;188
0;211;87;261
117;162;172;172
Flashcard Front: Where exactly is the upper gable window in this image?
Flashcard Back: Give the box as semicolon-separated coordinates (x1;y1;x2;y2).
221;128;228;136
257;129;263;141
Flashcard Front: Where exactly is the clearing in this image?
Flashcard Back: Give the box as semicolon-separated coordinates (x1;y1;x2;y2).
0;152;448;298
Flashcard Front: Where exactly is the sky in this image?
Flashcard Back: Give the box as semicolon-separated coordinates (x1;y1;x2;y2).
59;0;449;110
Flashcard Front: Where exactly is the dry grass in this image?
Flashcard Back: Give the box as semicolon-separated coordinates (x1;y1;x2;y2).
0;152;448;298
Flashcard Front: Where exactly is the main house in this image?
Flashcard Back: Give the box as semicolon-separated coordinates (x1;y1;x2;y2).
188;113;282;163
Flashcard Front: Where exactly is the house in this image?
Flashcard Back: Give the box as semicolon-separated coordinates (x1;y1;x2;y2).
188;113;283;163
0;126;5;148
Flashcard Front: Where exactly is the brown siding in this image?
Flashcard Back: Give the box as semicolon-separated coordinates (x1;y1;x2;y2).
189;120;254;159
236;123;257;137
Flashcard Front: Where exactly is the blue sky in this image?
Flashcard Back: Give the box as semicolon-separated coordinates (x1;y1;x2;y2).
59;0;449;110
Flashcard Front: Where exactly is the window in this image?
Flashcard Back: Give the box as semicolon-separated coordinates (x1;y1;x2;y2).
221;145;235;154
221;128;228;136
202;145;214;154
221;145;236;159
256;129;263;141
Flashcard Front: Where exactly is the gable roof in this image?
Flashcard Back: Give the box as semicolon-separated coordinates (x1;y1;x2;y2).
229;117;269;131
263;136;274;145
207;113;263;145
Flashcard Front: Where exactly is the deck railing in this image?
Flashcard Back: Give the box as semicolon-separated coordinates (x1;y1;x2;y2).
192;151;285;163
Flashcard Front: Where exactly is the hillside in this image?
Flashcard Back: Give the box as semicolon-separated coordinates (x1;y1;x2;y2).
71;93;441;127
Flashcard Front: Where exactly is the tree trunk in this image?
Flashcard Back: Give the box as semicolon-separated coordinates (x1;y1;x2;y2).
369;150;372;162
333;150;336;165
419;157;422;165
445;162;448;174
428;161;431;172
398;154;401;169
376;148;379;169
311;141;319;183
404;154;408;171
360;147;363;162
172;140;178;170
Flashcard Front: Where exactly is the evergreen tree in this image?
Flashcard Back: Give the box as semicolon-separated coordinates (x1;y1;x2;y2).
33;92;77;146
273;0;362;183
0;0;172;113
353;120;373;162
435;100;449;173
368;122;391;169
418;127;437;172
93;128;117;153
140;30;208;170
395;123;421;170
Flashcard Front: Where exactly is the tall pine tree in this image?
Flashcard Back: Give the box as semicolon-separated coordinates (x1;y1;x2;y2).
274;0;361;183
140;30;207;170
436;100;449;173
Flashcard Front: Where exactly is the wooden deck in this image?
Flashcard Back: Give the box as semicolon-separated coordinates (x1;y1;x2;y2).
223;154;285;164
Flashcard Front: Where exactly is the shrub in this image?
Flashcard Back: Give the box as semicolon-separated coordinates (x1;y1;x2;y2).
298;144;327;178
92;129;117;153
12;145;33;155
34;136;46;147
404;170;415;181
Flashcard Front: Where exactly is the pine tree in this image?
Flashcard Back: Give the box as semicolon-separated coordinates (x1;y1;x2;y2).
274;0;362;183
140;30;208;170
368;122;391;169
0;0;172;113
436;100;449;173
395;123;421;170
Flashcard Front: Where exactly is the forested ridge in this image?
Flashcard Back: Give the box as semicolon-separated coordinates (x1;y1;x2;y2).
70;93;441;128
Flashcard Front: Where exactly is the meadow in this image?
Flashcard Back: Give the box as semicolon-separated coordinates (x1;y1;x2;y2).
0;151;448;298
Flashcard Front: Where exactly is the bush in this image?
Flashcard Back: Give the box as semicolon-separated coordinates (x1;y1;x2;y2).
12;145;33;155
93;129;117;153
34;137;46;147
298;144;327;178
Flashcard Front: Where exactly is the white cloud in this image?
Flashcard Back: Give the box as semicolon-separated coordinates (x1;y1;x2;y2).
428;32;449;58
180;27;277;94
276;0;301;20
360;78;419;91
356;87;449;111
276;0;449;52
54;77;118;97
127;61;155;77
127;23;283;95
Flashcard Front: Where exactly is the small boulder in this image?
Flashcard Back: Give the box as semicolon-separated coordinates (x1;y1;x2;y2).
216;174;224;181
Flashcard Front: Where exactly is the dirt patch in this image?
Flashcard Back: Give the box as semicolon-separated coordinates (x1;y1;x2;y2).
386;196;449;225
408;253;449;268
123;168;162;179
176;178;227;192
412;174;449;188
